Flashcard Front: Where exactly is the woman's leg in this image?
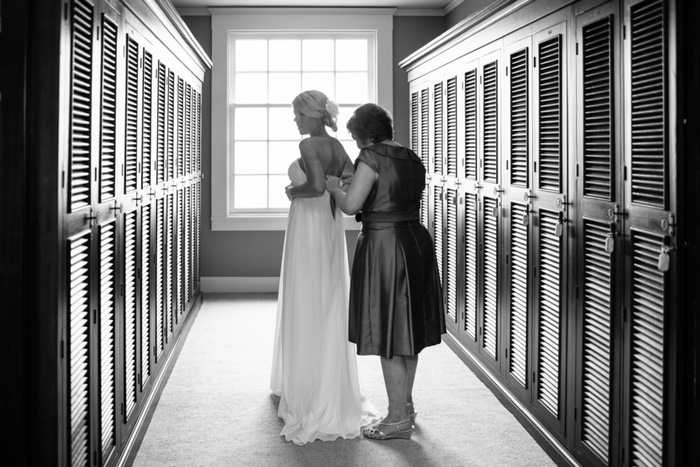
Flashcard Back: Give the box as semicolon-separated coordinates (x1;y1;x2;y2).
380;356;411;423
405;355;418;407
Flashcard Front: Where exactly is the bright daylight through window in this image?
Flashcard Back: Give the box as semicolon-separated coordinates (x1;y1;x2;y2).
230;35;373;211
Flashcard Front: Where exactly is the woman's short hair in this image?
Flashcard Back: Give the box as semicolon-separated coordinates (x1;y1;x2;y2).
292;90;339;132
346;103;394;144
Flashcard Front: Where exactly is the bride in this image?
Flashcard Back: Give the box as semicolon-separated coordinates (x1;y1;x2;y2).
270;90;379;445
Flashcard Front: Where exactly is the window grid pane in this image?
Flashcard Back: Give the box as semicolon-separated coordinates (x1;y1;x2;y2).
229;33;374;211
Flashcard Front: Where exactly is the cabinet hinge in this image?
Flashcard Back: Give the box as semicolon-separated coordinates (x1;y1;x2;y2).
138;373;142;385
137;267;141;279
505;348;509;359
62;170;66;188
623;25;626;40
64;3;68;21
121;283;125;296
623;306;627;323
93;309;97;324
576;164;579;177
533;57;537;67
576;42;579;55
574;407;577;420
575;285;579;300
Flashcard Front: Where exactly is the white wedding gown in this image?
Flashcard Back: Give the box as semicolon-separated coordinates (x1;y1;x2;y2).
270;159;379;445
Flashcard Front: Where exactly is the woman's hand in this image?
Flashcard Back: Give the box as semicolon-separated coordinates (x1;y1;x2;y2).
285;184;294;201
325;175;341;194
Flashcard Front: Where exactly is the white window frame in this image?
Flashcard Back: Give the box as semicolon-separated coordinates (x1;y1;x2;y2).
211;8;395;231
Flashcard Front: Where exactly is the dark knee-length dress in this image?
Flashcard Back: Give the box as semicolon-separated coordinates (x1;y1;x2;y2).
349;143;445;358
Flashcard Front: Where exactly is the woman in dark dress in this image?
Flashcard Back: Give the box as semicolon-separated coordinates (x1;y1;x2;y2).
325;103;445;441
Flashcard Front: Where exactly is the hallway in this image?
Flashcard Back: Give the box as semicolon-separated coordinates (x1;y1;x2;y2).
129;294;558;467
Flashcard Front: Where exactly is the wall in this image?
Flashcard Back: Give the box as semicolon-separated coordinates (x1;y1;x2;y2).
445;0;495;29
182;14;445;281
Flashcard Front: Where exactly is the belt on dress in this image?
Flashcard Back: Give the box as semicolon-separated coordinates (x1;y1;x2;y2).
360;211;420;227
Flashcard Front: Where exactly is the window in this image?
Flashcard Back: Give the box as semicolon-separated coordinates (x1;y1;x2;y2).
230;34;373;211
211;8;394;230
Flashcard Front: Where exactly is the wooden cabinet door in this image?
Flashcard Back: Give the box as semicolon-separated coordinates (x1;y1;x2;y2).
573;2;624;465
622;0;677;464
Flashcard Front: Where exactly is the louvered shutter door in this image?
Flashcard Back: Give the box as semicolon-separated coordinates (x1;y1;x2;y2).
581;219;613;462
421;89;429;171
629;0;665;209
624;1;670;464
69;0;94;213
629;230;665;466
509;202;529;389
433;82;443;175
196;92;202;175
531;22;567;433
483;61;499;184
166;193;175;334
99;221;116;459
510;48;529;187
433;186;443;283
503;37;532;397
446;77;458;177
125;36;139;193
196;181;201;288
445;189;458;323
176;190;183;317
184;83;194;175
482;197;499;361
167;71;175;182
464;193;478;341
69;233;91;467
411;91;429;228
156;63;166;185
464;68;478;181
141;204;151;388
535;210;562;418
538;35;562;193
142;51;153;188
575;7;618;464
582;17;614;201
155;198;165;359
185;186;191;304
124;211;138;420
99;16;117;202
177;78;184;178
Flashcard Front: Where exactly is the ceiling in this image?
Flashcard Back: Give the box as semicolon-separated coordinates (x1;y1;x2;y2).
171;0;459;11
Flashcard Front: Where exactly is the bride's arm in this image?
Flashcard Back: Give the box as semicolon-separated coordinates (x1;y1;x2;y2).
325;161;376;215
285;140;326;199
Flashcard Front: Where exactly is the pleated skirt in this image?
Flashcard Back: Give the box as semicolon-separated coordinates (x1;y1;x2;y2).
349;220;445;358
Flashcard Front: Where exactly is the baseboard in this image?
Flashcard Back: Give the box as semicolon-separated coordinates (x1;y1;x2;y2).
117;293;204;467
200;276;279;293
443;332;581;467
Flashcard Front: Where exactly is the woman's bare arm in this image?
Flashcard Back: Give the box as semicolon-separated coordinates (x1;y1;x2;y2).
325;161;377;215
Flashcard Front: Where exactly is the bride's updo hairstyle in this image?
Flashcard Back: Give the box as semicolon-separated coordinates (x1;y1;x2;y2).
346;103;394;144
293;90;339;132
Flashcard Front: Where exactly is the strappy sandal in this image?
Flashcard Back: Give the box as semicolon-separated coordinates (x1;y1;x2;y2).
407;402;417;423
363;419;414;440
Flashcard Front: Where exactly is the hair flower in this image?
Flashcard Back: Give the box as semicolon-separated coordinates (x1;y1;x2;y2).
325;101;340;119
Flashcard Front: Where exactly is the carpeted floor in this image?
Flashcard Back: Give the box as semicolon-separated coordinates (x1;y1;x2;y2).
130;293;557;467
